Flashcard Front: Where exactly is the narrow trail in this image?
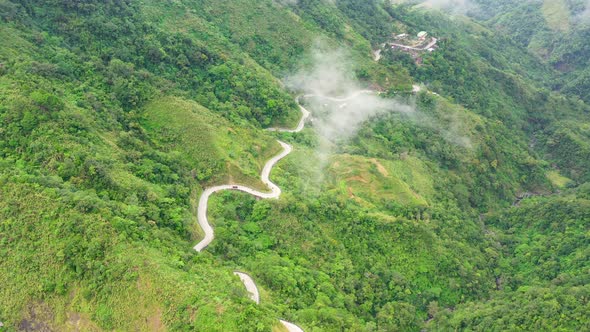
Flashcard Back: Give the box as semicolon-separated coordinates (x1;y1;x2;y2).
193;91;371;331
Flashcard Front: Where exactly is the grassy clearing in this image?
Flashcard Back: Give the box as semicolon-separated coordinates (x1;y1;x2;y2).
142;96;282;191
270;142;434;206
0;26;35;60
546;170;572;188
328;154;428;207
542;0;570;32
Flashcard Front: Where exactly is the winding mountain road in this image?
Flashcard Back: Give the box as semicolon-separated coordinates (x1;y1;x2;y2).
193;91;371;331
390;37;438;51
267;103;311;133
280;320;305;332
193;140;292;252
310;90;374;102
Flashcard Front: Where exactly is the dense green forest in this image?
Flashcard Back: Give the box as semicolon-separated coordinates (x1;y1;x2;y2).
0;0;588;331
471;0;590;103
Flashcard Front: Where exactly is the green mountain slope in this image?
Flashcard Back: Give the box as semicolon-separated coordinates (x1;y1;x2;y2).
430;187;590;331
0;0;588;331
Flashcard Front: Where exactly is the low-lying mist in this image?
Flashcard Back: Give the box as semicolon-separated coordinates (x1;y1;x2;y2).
283;45;472;187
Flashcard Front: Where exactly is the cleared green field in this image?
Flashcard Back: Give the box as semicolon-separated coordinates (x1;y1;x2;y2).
546;170;572;188
142;96;282;190
328;154;429;207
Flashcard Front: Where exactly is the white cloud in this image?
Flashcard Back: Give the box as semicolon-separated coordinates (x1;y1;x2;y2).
286;47;414;143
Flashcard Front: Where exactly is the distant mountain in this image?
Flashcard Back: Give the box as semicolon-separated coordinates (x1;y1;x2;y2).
470;0;590;103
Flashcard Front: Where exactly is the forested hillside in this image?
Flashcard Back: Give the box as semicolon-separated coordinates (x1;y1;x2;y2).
472;0;590;104
0;0;588;331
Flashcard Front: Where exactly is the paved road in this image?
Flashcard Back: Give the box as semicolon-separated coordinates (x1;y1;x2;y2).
390;37;438;51
306;90;374;102
193;91;372;332
233;272;260;304
280;320;305;332
424;37;438;50
193;141;291;251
